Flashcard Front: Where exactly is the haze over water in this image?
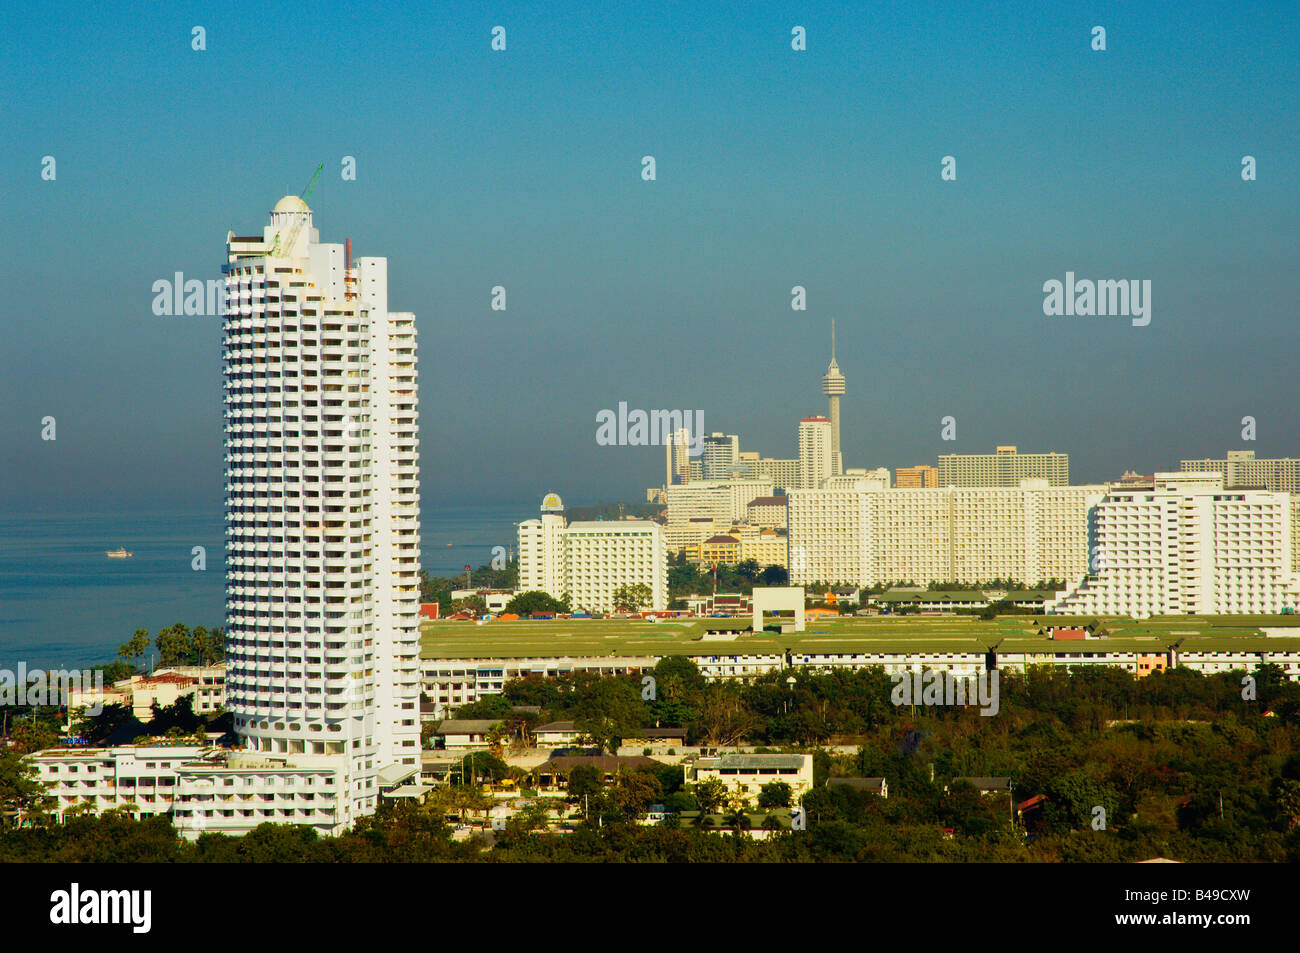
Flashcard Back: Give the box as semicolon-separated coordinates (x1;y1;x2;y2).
0;503;528;670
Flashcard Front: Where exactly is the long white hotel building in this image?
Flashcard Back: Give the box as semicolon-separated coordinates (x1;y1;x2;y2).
1048;472;1299;617
517;494;668;612
168;193;423;837
787;474;1106;588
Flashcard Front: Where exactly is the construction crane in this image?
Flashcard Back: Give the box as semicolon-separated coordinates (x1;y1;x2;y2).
266;162;324;258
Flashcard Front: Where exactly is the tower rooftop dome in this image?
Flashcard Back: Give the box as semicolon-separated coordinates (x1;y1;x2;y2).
273;195;311;213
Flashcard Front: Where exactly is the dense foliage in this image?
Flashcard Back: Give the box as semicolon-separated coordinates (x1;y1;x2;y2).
8;660;1300;861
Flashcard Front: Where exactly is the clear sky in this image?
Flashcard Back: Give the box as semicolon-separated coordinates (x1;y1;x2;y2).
2;0;1297;513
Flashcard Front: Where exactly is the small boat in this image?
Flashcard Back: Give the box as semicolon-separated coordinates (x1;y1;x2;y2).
105;548;133;559
445;542;453;546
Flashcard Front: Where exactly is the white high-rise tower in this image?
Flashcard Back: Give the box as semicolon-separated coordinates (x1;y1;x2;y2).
174;192;422;837
821;320;845;475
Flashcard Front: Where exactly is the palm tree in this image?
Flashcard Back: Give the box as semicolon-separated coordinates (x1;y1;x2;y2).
724;807;751;832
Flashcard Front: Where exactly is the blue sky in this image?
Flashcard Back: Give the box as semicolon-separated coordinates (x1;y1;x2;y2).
2;0;1297;512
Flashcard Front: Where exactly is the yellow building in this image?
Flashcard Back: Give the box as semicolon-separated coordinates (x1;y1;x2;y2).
896;465;938;488
697;534;741;565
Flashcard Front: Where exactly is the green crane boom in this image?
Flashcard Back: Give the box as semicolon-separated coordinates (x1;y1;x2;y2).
267;162;324;258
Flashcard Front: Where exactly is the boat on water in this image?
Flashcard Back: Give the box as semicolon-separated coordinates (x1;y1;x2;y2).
105;548;133;558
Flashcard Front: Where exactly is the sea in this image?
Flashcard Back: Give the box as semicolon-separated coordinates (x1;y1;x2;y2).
0;503;527;671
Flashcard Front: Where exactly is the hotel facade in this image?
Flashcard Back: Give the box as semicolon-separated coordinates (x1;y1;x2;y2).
937;446;1069;487
1048;472;1299;617
787;475;1105;588
517;494;669;612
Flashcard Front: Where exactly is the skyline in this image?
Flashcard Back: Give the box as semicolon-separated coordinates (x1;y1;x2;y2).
3;0;1298;514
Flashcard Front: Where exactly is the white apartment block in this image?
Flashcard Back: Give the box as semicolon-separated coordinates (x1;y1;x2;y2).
824;467;890;490
797;417;833;489
746;496;788;530
167;192;422;839
417;639;1300;708
1181;450;1300;494
420;656;657;717
787;478;1105;588
517;494;567;596
516;496;669;612
174;753;351;838
1174;646;1300;680
27;746;207;820
665;427;695;485
728;457;799;490
701;433;740;480
162;664;227;713
1293;496;1300;574
666;479;775;527
937;446;1069;487
664;517;723;553
1048;473;1298;618
563;522;668;613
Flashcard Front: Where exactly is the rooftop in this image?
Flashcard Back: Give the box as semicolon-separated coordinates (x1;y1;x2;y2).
434;719;503;734
697;753;808;771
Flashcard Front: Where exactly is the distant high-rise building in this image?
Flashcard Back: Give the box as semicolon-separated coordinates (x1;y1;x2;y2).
726;457;799;491
798;417;834;489
702;432;740;479
517;493;567;596
787;478;1105;588
821;321;846;475
896;465;938;488
517;494;668;612
665;427;693;485
1180;450;1300;493
665;479;775;533
938;446;1068;487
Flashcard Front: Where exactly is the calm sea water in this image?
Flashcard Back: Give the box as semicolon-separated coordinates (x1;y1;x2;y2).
0;503;527;670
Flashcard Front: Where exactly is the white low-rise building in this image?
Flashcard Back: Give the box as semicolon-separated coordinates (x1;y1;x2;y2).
26;745;208;820
685;753;814;802
173;752;349;840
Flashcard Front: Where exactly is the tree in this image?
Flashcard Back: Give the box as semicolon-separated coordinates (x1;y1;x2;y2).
191;625;225;665
613;769;661;820
458;752;508;785
692;777;728;814
118;629;151;669
450;596;486;616
155;623;192;666
9;718;59;754
692;683;756;746
504;591;568;616
0;751;52;828
1273;778;1300;830
759;781;793;809
77;702;140;745
567;765;603;801
611;583;653;611
573;677;644;753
